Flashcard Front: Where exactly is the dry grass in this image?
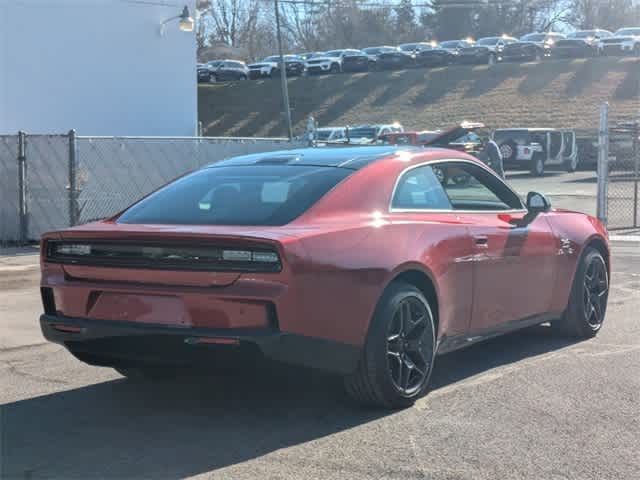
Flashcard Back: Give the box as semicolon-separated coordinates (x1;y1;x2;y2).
199;57;640;138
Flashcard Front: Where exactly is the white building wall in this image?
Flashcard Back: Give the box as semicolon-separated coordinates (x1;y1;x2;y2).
0;0;197;136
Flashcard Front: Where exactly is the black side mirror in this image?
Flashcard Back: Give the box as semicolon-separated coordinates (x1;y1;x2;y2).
526;191;551;212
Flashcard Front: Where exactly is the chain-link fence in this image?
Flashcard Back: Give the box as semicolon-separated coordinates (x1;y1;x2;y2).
0;133;303;247
596;104;640;231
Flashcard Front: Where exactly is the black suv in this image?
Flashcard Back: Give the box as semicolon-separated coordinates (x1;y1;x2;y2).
199;60;249;83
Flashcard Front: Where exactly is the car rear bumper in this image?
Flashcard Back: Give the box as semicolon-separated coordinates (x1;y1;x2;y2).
501;52;537;62
601;44;635;55
457;54;489;64
40;314;361;374
248;70;268;79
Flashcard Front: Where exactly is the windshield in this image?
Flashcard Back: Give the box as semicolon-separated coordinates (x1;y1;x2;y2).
615;28;640;36
569;30;599;38
363;47;395;54
348;127;378;139
118;166;351;226
439;41;460;48
399;44;425;51
316;129;335;140
521;33;546;42
325;50;344;57
477;37;500;45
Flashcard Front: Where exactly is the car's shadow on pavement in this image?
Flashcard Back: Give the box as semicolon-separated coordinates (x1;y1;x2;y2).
2;325;578;479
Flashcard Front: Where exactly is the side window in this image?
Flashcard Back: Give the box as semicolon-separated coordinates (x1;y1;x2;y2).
433;162;523;211
392;165;452;210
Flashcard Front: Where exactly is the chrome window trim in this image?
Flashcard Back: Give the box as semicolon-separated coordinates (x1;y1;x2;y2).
388;158;526;214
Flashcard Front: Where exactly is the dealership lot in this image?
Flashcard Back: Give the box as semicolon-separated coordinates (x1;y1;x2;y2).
1;171;638;480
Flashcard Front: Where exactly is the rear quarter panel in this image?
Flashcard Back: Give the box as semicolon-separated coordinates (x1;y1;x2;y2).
285;215;473;347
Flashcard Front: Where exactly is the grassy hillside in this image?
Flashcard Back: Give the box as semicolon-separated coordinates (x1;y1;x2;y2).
199;57;640;138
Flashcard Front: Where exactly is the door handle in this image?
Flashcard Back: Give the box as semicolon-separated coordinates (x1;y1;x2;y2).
474;236;489;247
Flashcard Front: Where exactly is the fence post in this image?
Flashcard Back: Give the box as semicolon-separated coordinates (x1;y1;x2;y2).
596;103;609;226
634;123;639;228
17;131;28;244
68;129;79;226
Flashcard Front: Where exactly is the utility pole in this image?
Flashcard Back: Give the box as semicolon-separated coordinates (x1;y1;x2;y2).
274;0;293;140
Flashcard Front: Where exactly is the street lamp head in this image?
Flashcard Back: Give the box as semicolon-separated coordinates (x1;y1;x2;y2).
160;5;194;36
178;6;194;32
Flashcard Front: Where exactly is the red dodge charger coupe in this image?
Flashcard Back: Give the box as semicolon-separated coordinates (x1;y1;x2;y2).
40;146;610;408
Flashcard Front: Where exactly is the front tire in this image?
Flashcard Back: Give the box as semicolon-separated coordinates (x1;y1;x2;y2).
530;153;545;176
330;63;341;74
344;282;436;409
553;248;608;338
566;154;578;172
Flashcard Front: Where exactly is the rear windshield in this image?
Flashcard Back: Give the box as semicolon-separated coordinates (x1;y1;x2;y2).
117;165;351;226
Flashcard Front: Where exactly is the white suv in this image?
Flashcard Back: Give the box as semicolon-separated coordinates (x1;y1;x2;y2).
599;27;640;56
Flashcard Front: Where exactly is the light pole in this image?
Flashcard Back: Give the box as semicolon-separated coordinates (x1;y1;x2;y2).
274;0;293;140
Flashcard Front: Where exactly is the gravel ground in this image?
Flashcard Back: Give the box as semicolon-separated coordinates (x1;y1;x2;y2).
1;172;638;480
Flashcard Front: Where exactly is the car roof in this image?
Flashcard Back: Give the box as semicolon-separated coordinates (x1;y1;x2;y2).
206;146;418;170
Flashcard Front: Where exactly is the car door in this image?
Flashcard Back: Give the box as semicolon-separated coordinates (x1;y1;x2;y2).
390;164;475;336
434;161;558;332
219;62;232;81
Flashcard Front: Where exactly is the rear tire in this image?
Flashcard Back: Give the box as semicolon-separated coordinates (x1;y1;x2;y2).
553;248;608;338
343;282;436;409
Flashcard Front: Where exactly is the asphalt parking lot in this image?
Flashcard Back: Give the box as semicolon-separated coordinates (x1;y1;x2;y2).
1;170;638;480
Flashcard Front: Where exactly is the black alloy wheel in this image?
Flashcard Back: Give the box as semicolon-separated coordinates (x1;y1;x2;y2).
386;297;433;396
344;282;436;408
553;247;609;338
582;254;609;330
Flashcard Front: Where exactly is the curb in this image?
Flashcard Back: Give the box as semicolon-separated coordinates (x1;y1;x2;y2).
609;235;640;242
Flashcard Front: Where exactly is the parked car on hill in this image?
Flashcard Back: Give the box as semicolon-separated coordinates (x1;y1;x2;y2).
339;50;375;72
500;32;565;62
362;46;400;68
599;27;640;56
398;42;434;54
374;47;416;70
552;29;612;58
347;124;404;144
414;39;473;67
40;146;611;408
197;63;215;83
199;60;248;83
248;55;305;79
494;128;578;176
457;36;518;64
305;50;345;74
